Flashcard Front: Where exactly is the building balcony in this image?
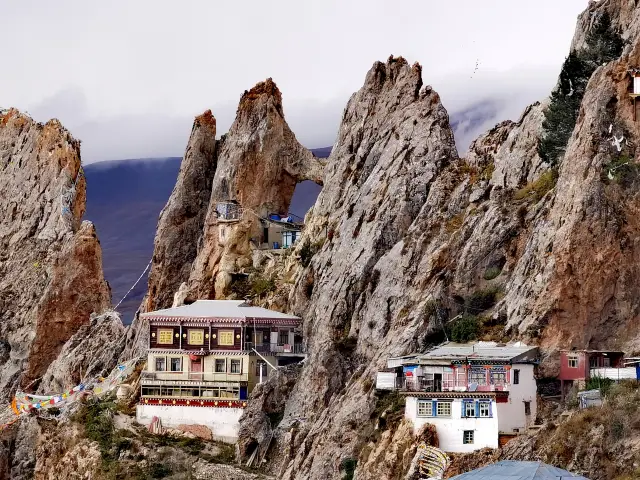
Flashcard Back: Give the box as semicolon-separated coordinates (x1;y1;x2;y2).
244;342;306;355
398;377;508;393
141;371;249;385
589;367;636;381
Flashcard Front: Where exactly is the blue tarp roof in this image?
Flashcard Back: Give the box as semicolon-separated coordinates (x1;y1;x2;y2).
450;461;590;480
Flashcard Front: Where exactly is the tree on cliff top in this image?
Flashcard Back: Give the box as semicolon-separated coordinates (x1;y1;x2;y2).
538;11;623;166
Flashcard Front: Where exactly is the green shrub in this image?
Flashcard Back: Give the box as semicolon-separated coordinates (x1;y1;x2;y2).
483;266;502;281
514;169;558;203
586;376;615;396
148;463;172;479
300;241;316;268
341;458;357;480
602;154;639;185
251;276;275;297
450;314;481;343
466;286;502;312
538;12;623;166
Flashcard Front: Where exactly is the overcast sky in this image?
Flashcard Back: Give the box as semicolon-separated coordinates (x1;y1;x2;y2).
1;0;587;163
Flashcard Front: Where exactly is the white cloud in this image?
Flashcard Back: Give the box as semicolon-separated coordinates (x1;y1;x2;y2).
0;0;586;162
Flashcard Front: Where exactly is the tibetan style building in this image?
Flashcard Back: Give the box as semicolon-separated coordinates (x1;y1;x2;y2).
378;341;539;453
136;300;305;442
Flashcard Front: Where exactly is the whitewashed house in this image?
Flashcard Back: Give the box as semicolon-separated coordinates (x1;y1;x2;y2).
381;341;539;453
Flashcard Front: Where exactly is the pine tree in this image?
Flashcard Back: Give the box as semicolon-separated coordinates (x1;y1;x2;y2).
538;12;623;165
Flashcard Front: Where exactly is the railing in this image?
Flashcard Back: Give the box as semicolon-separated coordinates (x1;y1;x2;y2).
244;342;306;354
141;371;249;384
590;367;636;381
396;377;507;393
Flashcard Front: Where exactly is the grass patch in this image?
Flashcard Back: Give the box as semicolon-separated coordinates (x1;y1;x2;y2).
483;266;502;281
445;212;465;233
513;169;558;203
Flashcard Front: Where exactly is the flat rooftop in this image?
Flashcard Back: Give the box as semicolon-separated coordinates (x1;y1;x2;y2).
450;460;589;479
142;300;300;322
387;341;538;368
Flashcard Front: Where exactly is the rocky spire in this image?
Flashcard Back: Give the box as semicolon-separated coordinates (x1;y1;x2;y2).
0;109;111;396
144;110;218;312
141;78;325;311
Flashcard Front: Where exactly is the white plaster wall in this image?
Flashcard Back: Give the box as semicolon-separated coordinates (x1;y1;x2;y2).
498;363;537;433
405;397;499;453
137;405;243;443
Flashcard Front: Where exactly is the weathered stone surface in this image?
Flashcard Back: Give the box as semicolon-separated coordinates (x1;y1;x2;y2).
144;110;218;312
38;311;126;394
0;109;110;400
237;364;301;466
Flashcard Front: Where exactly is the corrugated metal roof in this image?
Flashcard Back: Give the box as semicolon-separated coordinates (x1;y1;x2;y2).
141;300;300;320
450;460;590;479
419;342;537;362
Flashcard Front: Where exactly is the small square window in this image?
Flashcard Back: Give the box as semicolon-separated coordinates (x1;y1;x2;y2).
436;402;451;417
230;359;242;374
463;430;474;444
417;400;433;417
479;402;491;417
219;330;235;346
513;369;520;385
215;359;226;373
155;357;166;371
157;329;173;345
568;356;578;368
189;329;204;345
170;357;182;372
464;402;476;418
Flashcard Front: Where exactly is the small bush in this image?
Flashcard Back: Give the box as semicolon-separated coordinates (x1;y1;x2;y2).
586;376;614;396
341;458;357;480
466;286;502;312
251;276;275;297
299;240;324;267
514;169;558;202
602;154;639;186
148;463;172;479
450;314;481;342
483;266;502;281
362;377;374;392
480;162;495;181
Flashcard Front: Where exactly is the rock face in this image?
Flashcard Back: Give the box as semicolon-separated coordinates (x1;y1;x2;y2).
0;109;111;400
37;311;126;394
142;79;325;311
145;110;218;312
138;1;640;477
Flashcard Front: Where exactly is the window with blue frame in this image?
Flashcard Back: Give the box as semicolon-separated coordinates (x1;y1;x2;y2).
461;399;492;418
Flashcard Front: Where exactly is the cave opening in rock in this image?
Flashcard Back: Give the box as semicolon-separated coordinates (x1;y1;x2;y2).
289;180;322;220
